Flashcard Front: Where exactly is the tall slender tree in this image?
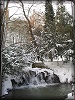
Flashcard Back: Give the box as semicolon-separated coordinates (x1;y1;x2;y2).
44;0;56;48
44;0;55;30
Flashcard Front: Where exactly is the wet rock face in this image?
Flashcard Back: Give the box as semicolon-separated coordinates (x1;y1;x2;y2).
45;74;60;83
29;70;36;77
53;74;60;83
11;68;60;87
45;75;54;83
11;79;17;86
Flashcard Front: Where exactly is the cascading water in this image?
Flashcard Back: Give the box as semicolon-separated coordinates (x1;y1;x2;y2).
11;67;60;88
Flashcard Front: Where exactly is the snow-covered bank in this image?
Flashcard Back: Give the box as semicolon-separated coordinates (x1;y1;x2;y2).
2;75;12;96
65;92;74;100
44;61;74;83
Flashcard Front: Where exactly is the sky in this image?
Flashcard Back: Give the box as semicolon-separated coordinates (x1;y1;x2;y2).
7;1;72;20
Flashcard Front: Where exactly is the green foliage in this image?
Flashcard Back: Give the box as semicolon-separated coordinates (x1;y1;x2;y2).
44;1;56;48
44;1;55;33
55;3;73;43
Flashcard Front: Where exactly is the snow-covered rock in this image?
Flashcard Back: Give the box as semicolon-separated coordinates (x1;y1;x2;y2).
44;61;74;83
65;92;74;100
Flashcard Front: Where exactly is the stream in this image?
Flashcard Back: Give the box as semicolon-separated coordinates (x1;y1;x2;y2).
3;83;71;100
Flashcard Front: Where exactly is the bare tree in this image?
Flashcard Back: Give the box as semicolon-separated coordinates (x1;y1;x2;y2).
19;0;38;48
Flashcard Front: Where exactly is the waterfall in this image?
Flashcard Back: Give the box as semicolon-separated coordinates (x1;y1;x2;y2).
11;67;60;87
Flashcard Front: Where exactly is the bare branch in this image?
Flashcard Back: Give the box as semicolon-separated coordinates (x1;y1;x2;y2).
19;0;37;47
9;8;20;19
8;6;21;9
19;0;29;22
27;4;34;17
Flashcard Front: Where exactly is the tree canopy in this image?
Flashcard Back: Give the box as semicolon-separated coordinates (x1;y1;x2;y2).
55;2;73;43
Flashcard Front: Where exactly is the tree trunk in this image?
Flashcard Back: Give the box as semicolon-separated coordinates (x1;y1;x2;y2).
0;0;5;50
73;1;75;56
19;0;39;54
1;0;10;50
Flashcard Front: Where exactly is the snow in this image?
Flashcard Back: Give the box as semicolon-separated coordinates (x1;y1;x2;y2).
44;55;69;62
22;67;53;75
66;93;74;100
67;39;73;42
67;49;74;54
35;60;42;63
56;43;63;47
2;75;12;96
53;56;63;61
